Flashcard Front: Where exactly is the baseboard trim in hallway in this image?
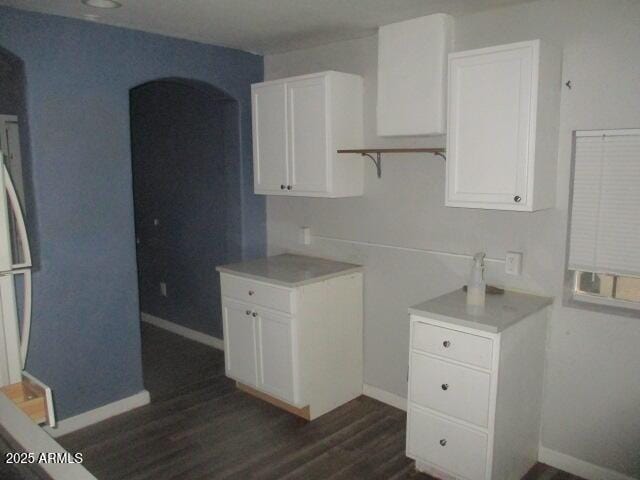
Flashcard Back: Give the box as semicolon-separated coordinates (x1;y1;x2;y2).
141;312;224;351
44;390;150;438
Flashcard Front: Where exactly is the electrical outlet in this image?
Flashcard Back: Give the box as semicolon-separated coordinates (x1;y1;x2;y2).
299;226;311;245
160;282;167;297
505;252;523;276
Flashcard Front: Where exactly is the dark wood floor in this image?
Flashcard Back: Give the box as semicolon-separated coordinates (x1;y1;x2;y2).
55;323;583;480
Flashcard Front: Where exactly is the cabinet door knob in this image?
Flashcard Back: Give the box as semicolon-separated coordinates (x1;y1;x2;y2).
439;439;447;447
287;185;292;190
514;195;521;203
252;312;258;317
245;310;251;315
280;184;286;190
441;383;449;391
442;340;451;348
248;290;254;296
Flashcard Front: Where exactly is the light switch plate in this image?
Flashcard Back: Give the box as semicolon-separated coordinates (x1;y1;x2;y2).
505;252;523;275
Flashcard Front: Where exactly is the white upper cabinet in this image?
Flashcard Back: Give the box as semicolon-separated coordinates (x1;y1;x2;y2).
446;40;562;211
251;71;364;197
287;76;328;193
252;82;288;193
377;14;453;136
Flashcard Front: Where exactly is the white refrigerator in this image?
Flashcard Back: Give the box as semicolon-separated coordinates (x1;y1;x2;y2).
0;151;32;387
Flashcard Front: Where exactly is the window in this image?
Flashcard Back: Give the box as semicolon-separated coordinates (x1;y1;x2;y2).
568;129;640;311
575;271;640;307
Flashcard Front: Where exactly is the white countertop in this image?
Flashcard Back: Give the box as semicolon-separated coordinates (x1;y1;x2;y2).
216;254;362;287
409;288;553;333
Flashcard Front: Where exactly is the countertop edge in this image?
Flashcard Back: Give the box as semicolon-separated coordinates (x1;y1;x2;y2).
408;308;501;333
216;265;364;288
408;296;553;334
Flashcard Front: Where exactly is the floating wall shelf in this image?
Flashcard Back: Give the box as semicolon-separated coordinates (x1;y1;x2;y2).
337;148;446;178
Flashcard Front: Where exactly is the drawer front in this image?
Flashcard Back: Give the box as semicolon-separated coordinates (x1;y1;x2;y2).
410;353;491;427
408;407;488;480
221;274;292;313
412;320;493;369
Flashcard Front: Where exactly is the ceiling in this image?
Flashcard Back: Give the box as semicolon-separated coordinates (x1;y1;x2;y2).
0;0;536;54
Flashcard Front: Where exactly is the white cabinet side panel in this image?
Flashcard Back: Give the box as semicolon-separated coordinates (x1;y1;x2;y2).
297;273;363;419
492;308;549;480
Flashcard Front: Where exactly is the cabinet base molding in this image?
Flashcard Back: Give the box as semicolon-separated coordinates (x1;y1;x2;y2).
236;382;310;421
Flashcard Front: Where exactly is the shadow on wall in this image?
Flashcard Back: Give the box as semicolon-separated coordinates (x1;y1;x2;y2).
0;46;38;269
130;78;241;339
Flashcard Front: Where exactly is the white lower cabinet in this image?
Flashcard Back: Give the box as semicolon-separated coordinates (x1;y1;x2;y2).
222;299;258;387
257;310;294;402
220;270;363;420
410;353;491;428
408;407;488;480
407;311;549;480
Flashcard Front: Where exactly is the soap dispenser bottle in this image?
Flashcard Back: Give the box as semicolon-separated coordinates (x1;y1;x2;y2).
467;252;486;307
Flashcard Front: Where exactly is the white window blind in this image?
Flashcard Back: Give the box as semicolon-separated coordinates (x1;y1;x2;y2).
568;129;640;276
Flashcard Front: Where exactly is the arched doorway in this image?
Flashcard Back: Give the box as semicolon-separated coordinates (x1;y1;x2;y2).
129;78;239;397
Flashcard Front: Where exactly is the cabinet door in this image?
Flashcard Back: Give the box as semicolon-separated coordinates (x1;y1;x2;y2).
252;82;288;193
222;299;258;386
256;309;295;402
287;77;329;194
447;43;535;209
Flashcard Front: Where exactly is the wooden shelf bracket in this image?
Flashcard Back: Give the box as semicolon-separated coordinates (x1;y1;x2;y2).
337;148;446;178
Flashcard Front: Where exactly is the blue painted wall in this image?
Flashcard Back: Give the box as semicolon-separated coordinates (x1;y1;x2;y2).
0;7;264;420
131;80;235;338
0;48;22;114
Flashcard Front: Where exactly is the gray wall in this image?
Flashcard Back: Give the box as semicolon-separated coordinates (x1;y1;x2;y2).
264;0;640;476
0;6;264;420
131;80;237;339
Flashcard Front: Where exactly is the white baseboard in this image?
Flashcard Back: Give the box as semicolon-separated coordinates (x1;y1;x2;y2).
141;312;224;351
539;446;636;480
44;390;150;438
363;384;407;411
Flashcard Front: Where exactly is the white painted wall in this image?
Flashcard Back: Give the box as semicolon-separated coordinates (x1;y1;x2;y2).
264;0;640;477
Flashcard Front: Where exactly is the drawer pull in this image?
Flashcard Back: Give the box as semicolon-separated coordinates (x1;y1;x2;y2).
442;340;451;348
252;312;258;317
245;310;251;315
439;438;447;447
248;290;255;296
441;383;449;391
